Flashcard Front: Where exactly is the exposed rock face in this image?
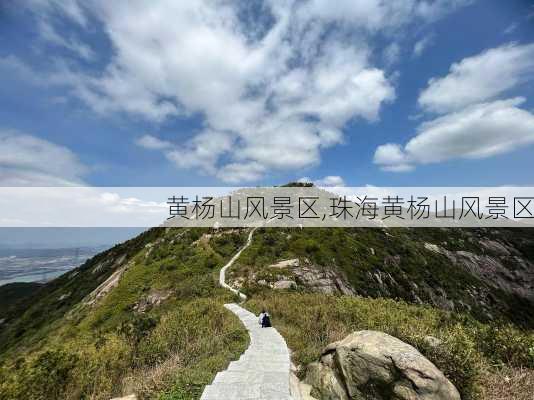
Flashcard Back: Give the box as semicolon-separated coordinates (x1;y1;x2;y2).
92;253;127;274
306;361;349;400
133;289;172;313
292;265;355;295
290;362;319;400
305;331;460;400
273;280;297;290
270;258;300;269
479;239;513;256
84;261;132;306
424;241;534;302
237;257;355;295
57;292;70;301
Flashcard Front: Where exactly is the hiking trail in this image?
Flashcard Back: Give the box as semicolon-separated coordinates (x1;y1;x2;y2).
200;228;294;400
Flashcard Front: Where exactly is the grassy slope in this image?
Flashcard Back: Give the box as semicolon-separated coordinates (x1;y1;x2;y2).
1;226;533;399
0;282;44;320
233;227;534;327
246;292;534;400
232;227;534;399
0;228;249;400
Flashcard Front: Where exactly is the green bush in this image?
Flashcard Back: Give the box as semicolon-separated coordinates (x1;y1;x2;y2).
0;228;249;400
477;324;534;368
0;348;79;400
246;292;534;399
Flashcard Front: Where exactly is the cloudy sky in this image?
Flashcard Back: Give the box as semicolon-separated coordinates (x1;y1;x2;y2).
1;0;534;187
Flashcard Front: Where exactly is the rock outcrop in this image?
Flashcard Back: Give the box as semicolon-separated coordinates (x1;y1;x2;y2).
305;330;460;400
424;241;534;301
133;289;172;313
270;258;300;269
292;265;356;295
84;262;132;306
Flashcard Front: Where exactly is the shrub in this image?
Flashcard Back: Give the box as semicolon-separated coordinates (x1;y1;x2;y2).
0;348;79;400
245;292;533;399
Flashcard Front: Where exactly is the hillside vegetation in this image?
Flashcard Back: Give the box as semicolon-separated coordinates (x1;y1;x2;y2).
0;228;249;400
0;226;533;399
231;227;534;327
246;292;534;399
0;282;44;320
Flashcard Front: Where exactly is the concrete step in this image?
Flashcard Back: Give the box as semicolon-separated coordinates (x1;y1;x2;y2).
201;382;293;400
213;370;289;385
201;303;294;399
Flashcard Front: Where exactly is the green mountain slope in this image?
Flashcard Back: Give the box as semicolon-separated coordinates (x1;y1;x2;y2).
0;226;533;399
230;227;534;327
0;228;249;400
0;282;44;321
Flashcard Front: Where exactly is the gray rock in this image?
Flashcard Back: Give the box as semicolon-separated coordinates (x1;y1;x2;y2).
305;362;349;400
270;258;300;269
58;292;70;301
306;330;460;400
479;239;511;256
293;266;355;295
273;280;297;290
133;289;172;313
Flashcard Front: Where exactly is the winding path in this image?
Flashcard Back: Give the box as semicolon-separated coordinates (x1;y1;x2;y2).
201;228;294;400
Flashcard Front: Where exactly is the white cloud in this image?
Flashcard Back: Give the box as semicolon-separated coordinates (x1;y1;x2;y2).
383;43;401;66
166;130;234;174
415;0;473;21
373;143;412;172
419;43;534;113
299;175;346;186
503;22;518;35
0;55;46;86
0;130;87;185
20;0;471;182
378;42;534;172
0;187;169;227
135;134;173;150
136;131;235;178
24;0;89;27
374;98;534;171
380;163;415;172
85;0;397;181
216;162;265;184
37;20;95;61
300;0;470;31
412;34;434;57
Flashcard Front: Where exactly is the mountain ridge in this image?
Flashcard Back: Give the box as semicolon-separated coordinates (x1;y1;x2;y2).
0;226;533;399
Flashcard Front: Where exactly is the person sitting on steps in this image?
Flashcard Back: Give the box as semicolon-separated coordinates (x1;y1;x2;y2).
258;309;271;328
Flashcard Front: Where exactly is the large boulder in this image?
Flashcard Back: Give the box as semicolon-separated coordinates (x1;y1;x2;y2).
305;330;460;400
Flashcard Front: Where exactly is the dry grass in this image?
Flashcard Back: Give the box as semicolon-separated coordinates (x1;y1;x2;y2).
122;353;183;398
482;367;534;400
245;292;534;399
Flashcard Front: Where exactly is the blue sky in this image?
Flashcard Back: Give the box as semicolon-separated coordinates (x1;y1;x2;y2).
1;0;534;187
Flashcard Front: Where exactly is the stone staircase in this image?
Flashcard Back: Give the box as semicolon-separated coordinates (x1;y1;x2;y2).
200;303;293;400
200;227;294;400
